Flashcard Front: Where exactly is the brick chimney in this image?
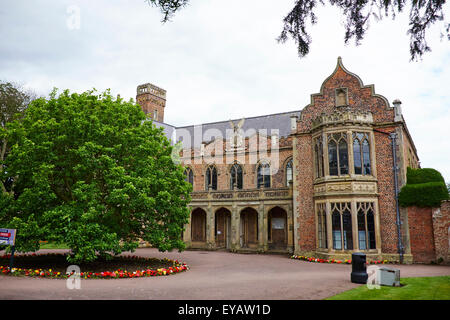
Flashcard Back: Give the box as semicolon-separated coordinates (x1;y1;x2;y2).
136;83;166;122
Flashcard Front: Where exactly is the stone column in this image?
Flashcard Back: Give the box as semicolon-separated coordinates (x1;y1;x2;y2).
347;130;354;175
287;203;294;253
206;206;215;249
326;201;333;253
323;132;329;177
230;205;240;251
351;199;358;250
374;200;382;254
184;207;192;248
258;204;265;251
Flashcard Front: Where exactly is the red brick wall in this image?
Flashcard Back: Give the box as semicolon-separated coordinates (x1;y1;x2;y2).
295;134;315;251
137;94;165;122
408;206;436;263
373;127;399;254
184;136;293;192
433;201;450;262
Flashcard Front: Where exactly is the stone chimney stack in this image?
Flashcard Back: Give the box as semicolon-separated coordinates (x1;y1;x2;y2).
393;99;402;122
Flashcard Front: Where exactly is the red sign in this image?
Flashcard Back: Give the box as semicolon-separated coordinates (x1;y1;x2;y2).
0;228;16;245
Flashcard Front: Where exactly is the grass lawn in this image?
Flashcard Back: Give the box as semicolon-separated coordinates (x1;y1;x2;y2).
39;242;70;249
326;276;450;300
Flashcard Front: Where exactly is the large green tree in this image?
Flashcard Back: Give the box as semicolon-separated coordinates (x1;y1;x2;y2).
145;0;449;61
1;89;191;262
0;81;36;195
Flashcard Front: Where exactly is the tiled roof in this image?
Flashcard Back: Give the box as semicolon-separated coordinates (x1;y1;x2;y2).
150;110;301;148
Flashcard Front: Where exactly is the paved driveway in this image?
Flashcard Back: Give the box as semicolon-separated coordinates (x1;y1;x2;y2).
1;248;449;300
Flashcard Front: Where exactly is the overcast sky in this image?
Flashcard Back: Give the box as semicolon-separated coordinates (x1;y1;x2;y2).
1;0;449;181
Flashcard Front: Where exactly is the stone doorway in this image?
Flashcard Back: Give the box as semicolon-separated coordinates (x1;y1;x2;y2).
268;206;287;250
215;208;231;249
191;208;207;243
240;207;258;248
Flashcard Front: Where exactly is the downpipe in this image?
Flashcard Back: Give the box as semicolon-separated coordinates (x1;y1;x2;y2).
389;132;404;264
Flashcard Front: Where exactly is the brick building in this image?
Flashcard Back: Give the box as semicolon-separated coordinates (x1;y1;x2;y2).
136;57;444;263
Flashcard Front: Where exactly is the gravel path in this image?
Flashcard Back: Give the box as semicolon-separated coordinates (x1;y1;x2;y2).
1;248;449;300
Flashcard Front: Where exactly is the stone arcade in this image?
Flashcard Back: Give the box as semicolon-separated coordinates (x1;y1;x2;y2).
136;57;439;263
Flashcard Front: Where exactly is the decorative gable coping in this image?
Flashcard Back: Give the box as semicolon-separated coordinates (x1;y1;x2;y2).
311;108;373;130
302;57;391;115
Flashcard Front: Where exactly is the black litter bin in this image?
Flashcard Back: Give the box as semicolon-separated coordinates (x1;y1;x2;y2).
351;252;368;284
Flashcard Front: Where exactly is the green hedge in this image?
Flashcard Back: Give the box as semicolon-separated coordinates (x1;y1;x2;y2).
399;182;449;207
406;167;445;185
399;167;449;208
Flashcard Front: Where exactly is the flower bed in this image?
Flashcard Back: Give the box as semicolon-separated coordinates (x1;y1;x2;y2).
0;252;189;279
291;255;395;265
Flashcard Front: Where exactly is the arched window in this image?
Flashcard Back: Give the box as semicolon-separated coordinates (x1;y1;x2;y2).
317;203;327;249
230;163;243;190
257;162;271;188
357;202;376;250
286;159;293;186
184;167;193;186
205;165;217;190
314;136;324;178
353;132;371;175
331;202;352;250
328;133;349;176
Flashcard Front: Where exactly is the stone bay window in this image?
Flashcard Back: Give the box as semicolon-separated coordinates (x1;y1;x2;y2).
312;109;379;256
314;199;380;254
312;109;375;179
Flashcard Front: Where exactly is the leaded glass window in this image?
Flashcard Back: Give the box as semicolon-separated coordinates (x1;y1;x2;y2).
328;132;348;176
314;136;324;178
357;202;376;250
230;163;243;190
257;162;271;188
317;203;328;249
205;165;217;190
331;202;352;250
184;167;193;186
353;132;371;175
286;159;293;186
